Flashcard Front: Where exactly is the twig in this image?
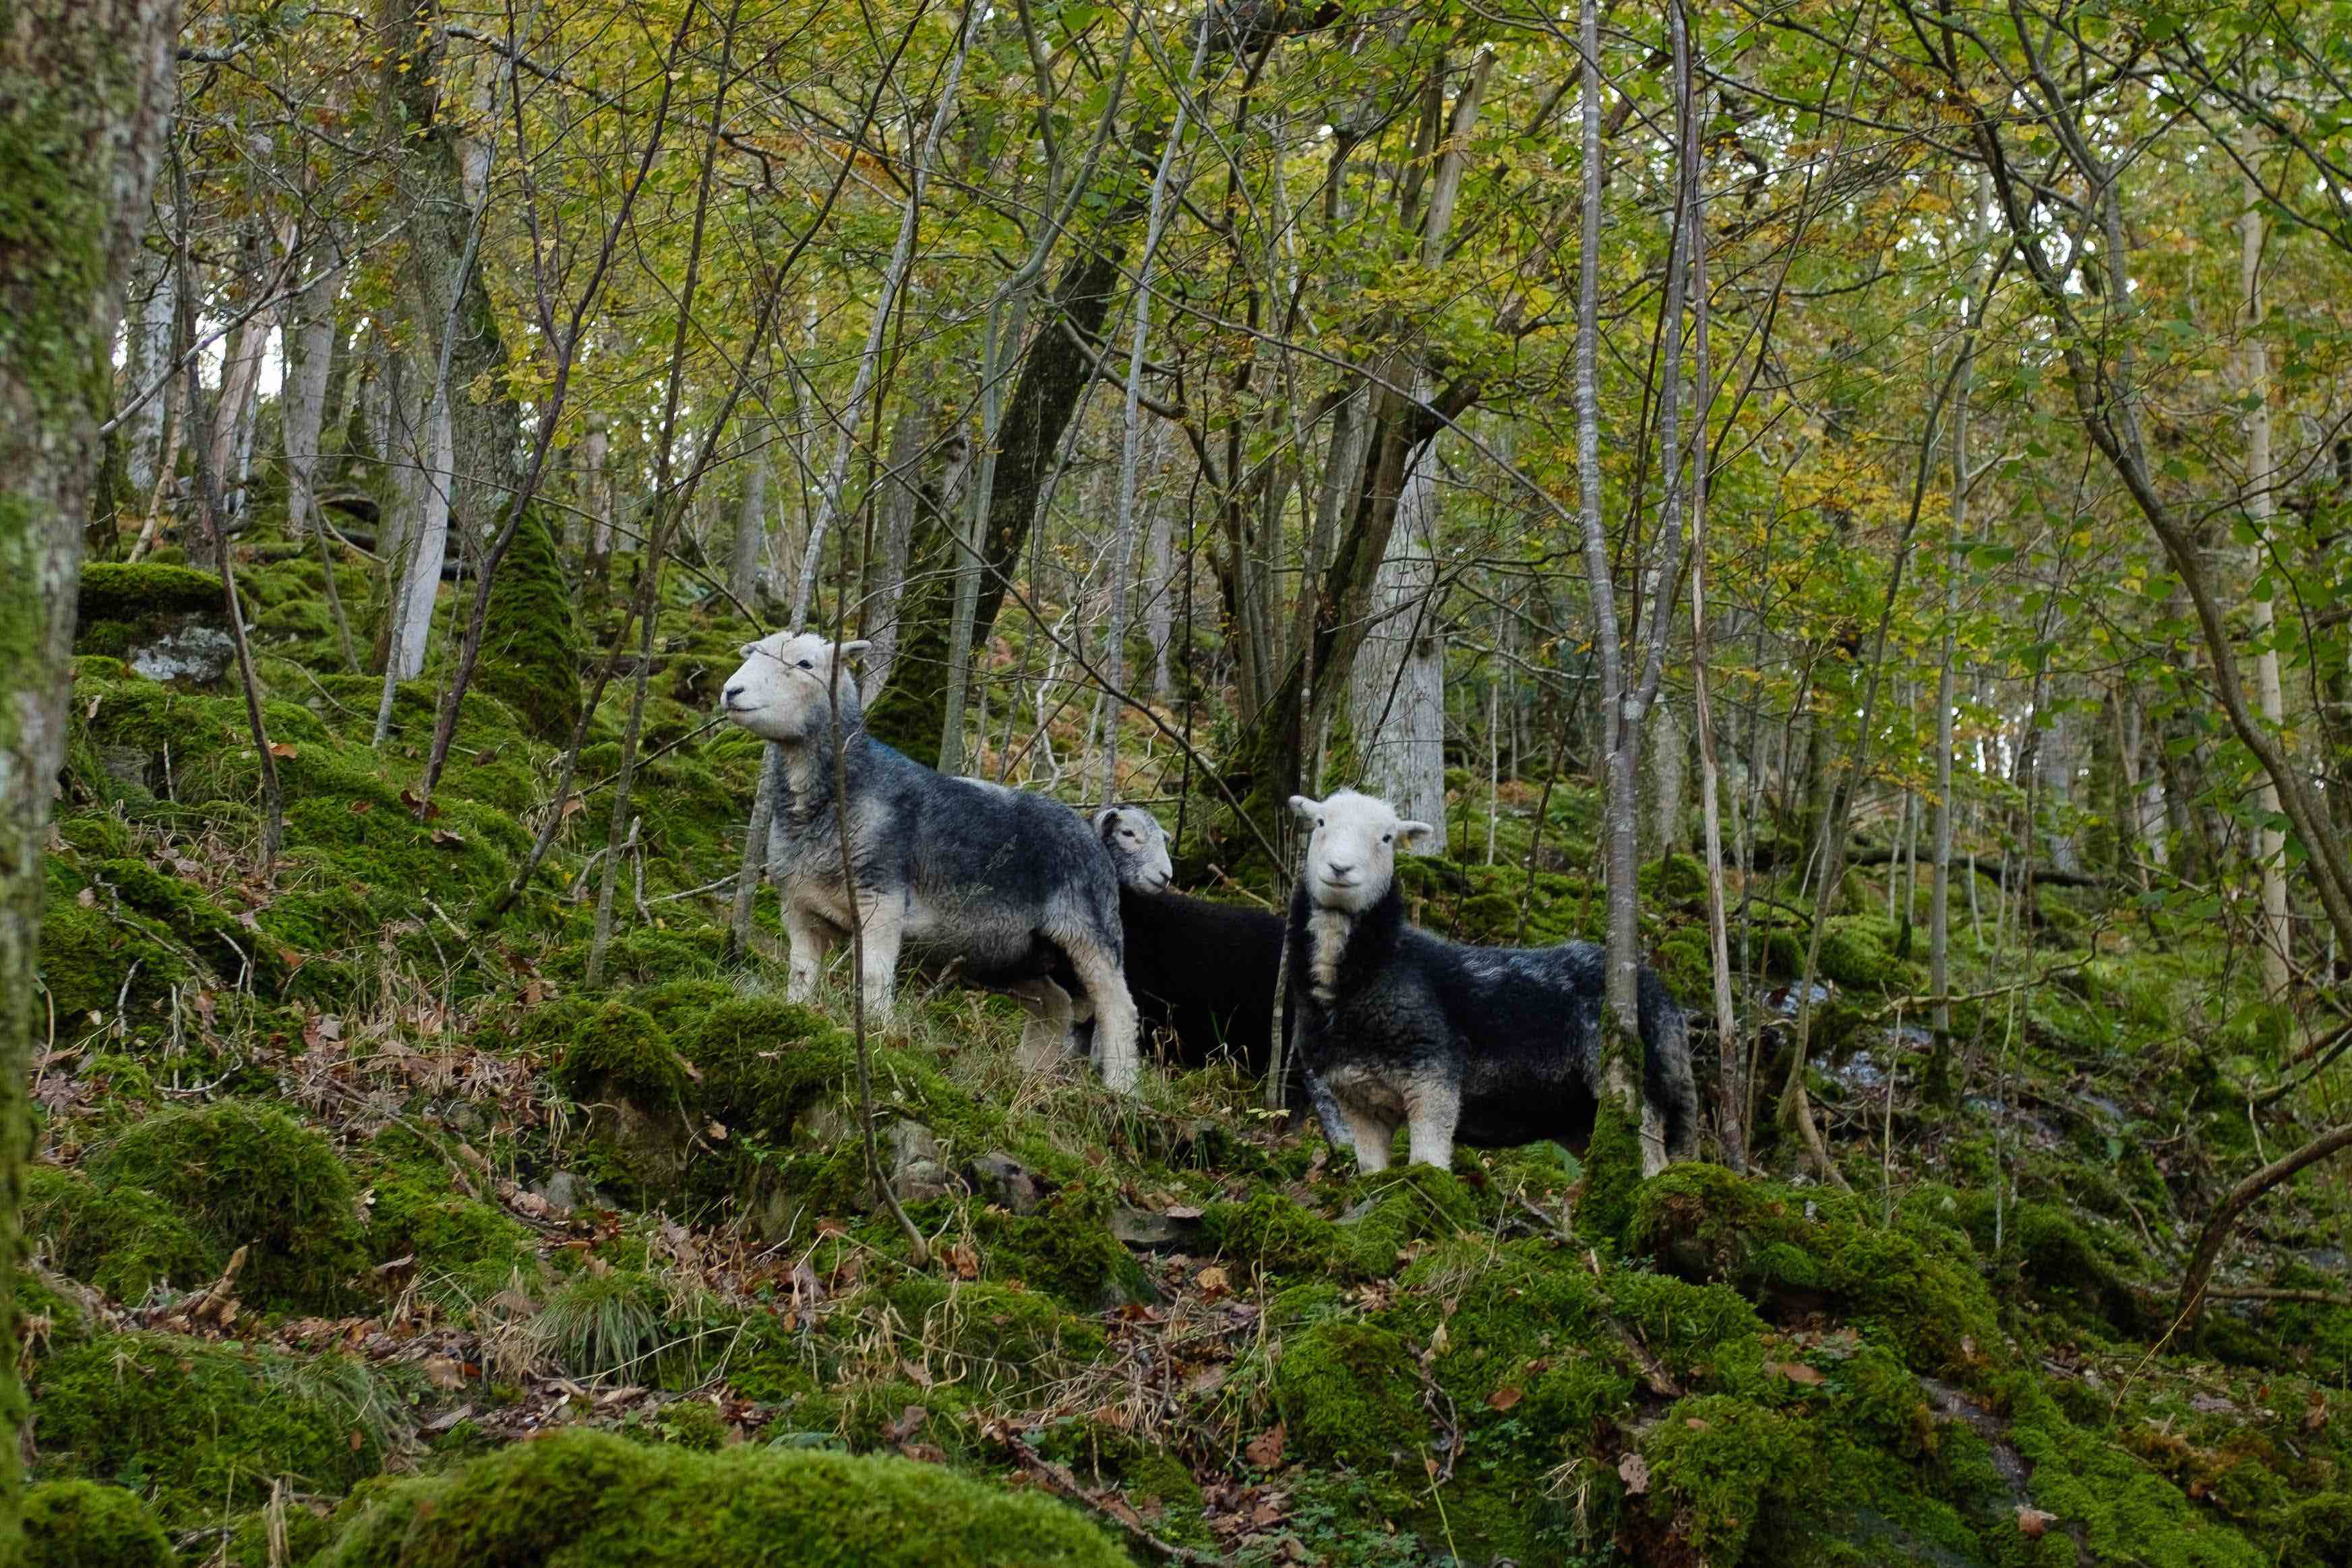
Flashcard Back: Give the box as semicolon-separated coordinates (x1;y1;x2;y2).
989;1427;1218;1565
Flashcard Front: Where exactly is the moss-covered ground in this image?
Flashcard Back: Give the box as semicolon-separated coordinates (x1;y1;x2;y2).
25;545;2352;1566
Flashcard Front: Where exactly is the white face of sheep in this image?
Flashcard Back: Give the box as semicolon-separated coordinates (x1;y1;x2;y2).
719;632;868;744
1290;790;1430;913
1095;805;1174;893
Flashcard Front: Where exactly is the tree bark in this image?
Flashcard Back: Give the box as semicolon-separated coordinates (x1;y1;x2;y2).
2239;166;2291;997
2177;1122;2352;1336
282;249;358;669
0;2;181;1543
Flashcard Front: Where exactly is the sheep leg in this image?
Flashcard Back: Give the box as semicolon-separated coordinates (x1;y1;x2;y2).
1404;1081;1461;1170
1062;937;1141;1095
783;903;838;1002
1007;977;1078;1074
855;893;905;1020
1339;1102;1399;1173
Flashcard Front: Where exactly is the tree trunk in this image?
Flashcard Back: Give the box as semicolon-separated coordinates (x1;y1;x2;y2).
1348;383;1449;845
0;3;181;1544
282;249;357;669
729;445;771;608
121;223;175;496
2177;1122;2352;1336
2239;167;2291;997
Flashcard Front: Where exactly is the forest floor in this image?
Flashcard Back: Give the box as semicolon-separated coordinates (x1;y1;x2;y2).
25;547;2352;1568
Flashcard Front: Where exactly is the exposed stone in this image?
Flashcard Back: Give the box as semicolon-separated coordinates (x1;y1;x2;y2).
1112;1205;1204;1248
884;1120;951;1206
968;1151;1046;1215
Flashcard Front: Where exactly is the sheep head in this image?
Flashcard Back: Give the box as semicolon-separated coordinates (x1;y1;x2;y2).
1289;790;1431;913
1095;804;1174;892
720;632;870;744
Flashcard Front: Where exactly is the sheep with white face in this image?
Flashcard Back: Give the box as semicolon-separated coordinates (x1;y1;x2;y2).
719;631;1143;1091
1281;787;1697;1174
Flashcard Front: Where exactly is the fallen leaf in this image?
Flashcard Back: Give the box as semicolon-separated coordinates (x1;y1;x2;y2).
884;1406;929;1443
1685;1417;1711;1430
706;1121;728;1141
1486;1385;1524;1413
421;1354;467;1391
945;1244;981;1281
1185;1364;1230;1397
1768;1360;1826;1385
2016;1506;2056;1538
268;741;299;758
1618;1451;1650;1495
347;799;371;815
1197;1265;1230;1296
1430;1321;1451;1356
897;1441;946;1464
1245;1422;1286;1470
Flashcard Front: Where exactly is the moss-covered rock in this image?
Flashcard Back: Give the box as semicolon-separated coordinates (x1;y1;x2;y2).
1272;1321;1426;1470
25;1479;175;1568
975;1184;1153;1310
359;1132;537;1295
555;1002;694;1198
475;507;582;742
1630;1164;2003;1380
34;1333;394;1529
313;1426;1127;1566
1636;1395;1823;1564
27;1164;218;1304
90;1102;369;1312
883;1275;1106;1393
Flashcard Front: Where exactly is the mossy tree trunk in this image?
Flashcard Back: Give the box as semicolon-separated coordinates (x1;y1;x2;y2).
0;1;182;1550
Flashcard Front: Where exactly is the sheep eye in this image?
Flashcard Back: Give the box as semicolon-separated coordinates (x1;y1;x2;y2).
1382;833;1393;843
1316;818;1325;828
797;659;814;669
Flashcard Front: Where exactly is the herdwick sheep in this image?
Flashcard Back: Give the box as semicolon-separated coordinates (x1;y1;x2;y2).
1091;805;1286;1075
1282;789;1698;1174
719;632;1142;1091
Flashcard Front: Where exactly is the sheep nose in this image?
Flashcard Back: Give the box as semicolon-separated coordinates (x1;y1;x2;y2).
722;681;745;704
1325;862;1354;879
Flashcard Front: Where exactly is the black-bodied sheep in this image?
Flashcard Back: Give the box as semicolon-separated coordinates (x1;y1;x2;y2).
719;632;1141;1091
1092;804;1285;1075
1281;789;1697;1172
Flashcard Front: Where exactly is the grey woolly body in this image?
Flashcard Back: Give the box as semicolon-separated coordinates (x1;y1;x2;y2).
766;742;1122;988
1283;881;1697;1164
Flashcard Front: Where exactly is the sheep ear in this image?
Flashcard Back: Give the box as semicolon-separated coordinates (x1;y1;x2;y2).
1288;794;1322;822
836;639;872;662
737;643;757;659
1093;807;1122;839
1397;820;1435;847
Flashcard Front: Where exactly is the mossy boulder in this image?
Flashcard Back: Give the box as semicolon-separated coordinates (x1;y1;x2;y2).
1272;1321;1426;1470
975;1184;1154;1310
90;1102;369;1312
1630;1164;2002;1379
475;506;582;742
554;1002;694;1197
26;1479;175;1568
883;1276;1106;1393
1635;1394;1825;1565
34;1333;393;1529
75;563;233;685
313;1426;1128;1566
36;895;183;1019
359;1133;537;1293
27;1164;218;1304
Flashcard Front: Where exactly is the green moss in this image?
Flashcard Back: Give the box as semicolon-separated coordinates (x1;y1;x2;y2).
684;996;855;1143
1272;1321;1425;1470
1638;1395;1824;1565
88;856;285;990
24;1480;175;1568
91;1101;369;1313
1033;1418;1209;1543
535;1268;729;1387
77;562;220;624
882;1276;1106;1393
975;1185;1152;1310
34;1333;394;1530
1631;1164;2004;1380
476;507;582;742
2283;1494;2352;1568
1580;1092;1646;1245
359;1133;536;1296
313;1427;1127;1566
2008;1389;2267;1567
36;897;181;1018
26;1164;218;1304
1199;1193;1347;1275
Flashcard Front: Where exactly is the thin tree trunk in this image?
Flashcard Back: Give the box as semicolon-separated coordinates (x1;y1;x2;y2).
282;249;358;669
2177;1122;2352;1336
730;445;772;609
1;5;180;1542
2240;166;2291;997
